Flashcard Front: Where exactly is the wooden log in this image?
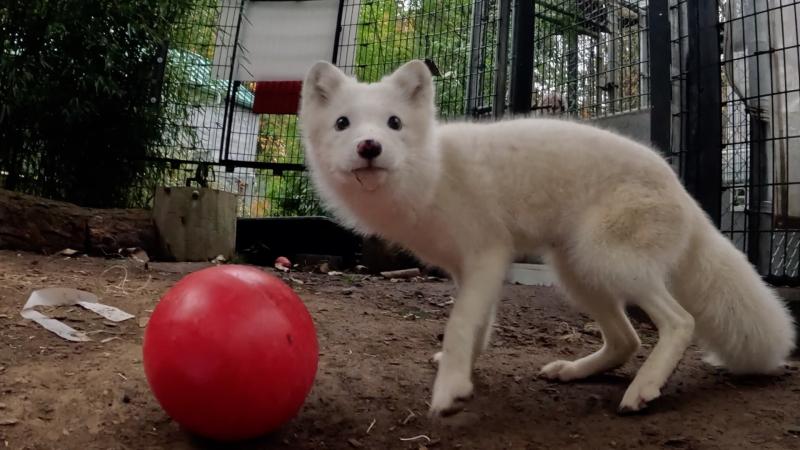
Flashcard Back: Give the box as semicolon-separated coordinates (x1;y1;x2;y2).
379;268;421;279
0;189;156;255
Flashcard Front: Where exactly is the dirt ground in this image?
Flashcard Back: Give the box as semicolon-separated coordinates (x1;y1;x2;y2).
1;250;799;450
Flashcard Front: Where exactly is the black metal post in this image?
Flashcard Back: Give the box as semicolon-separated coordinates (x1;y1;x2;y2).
331;0;346;63
566;29;578;114
223;80;242;172
148;42;169;108
467;0;487;116
684;0;722;226
647;1;670;154
220;0;247;163
509;0;534;115
747;118;767;266
493;0;511;118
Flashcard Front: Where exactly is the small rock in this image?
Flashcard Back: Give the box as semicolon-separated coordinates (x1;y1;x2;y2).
664;437;688;447
582;323;601;337
0;418;18;426
342;288;354;296
138;317;149;328
584;394;602;411
318;262;330;274
786;425;800;435
348;438;363;448
642;424;660;437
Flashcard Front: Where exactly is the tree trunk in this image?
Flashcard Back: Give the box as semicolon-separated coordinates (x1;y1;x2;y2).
0;189;156;256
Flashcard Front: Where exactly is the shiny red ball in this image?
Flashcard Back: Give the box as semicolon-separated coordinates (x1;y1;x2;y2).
142;265;318;441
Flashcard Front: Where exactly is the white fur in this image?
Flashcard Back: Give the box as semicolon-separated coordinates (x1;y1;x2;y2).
298;60;796;416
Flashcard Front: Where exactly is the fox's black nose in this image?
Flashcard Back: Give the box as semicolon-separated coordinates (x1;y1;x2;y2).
357;139;382;160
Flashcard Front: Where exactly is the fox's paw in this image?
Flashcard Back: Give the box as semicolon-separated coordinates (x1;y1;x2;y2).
618;379;661;414
539;360;585;382
428;368;473;418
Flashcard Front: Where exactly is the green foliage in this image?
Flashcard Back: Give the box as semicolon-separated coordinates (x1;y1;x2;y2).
255;114;326;217
353;0;475;117
0;0;196;207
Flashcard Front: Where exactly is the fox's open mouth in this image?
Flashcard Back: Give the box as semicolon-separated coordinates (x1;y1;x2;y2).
352;167;388;191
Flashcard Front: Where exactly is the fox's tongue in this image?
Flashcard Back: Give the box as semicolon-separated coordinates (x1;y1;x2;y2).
353;169;387;192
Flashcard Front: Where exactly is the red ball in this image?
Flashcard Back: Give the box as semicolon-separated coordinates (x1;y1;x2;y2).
142;265;318;441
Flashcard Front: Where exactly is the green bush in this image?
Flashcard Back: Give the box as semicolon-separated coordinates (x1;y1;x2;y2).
0;0;195;207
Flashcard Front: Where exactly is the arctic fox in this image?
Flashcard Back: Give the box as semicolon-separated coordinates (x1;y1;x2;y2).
298;60;796;417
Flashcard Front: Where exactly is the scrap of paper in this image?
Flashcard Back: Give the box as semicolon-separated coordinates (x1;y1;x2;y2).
20;288;135;342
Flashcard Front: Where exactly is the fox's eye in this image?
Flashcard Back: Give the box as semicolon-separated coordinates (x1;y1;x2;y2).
387;115;402;131
335;116;350;131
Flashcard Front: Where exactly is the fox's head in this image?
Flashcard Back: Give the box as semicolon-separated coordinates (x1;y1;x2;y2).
298;60;438;199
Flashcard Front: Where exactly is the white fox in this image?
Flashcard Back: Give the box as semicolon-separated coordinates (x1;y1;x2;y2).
298;60;796;417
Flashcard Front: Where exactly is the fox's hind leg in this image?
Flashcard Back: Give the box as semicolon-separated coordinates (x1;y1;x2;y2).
617;281;694;413
540;250;641;381
562;193;694;412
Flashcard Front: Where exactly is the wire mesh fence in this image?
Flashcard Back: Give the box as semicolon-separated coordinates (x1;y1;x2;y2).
335;0;502;118
532;0;650;118
3;0;800;283
717;0;800;282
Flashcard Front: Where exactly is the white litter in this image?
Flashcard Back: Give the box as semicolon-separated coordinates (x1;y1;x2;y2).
21;288;135;342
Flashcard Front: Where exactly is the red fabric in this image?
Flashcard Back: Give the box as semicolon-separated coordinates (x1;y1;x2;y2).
253;81;303;114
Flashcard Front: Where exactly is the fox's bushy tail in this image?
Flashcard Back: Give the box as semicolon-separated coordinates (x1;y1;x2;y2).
673;222;796;374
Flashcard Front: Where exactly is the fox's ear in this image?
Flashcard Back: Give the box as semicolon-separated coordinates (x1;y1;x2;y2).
385;60;434;105
302;61;347;105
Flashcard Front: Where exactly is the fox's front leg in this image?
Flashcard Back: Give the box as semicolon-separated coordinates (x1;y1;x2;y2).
429;247;510;417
